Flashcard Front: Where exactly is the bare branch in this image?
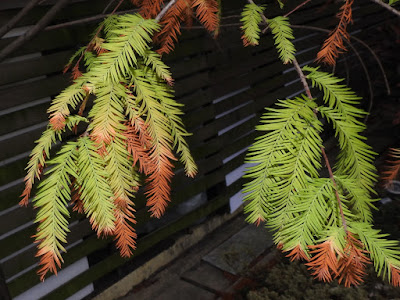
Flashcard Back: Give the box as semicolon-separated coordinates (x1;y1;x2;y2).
155;0;178;21
0;0;70;62
370;0;400;17
0;0;43;39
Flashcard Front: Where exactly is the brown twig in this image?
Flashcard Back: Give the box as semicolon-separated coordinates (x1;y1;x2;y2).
284;0;312;18
370;0;400;17
292;59;313;99
0;0;43;39
0;0;70;62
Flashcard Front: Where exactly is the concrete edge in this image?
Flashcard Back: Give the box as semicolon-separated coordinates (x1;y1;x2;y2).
93;207;244;300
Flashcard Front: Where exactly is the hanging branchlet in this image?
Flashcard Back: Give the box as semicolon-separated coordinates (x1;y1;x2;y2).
240;3;265;46
241;5;400;287
21;0;218;279
267;16;296;64
316;0;354;65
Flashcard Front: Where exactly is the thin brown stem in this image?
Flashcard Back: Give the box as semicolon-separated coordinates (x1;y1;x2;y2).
292;59;313;99
370;0;400;17
284;0;312;18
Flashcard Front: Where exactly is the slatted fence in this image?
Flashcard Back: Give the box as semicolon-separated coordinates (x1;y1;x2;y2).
0;0;393;298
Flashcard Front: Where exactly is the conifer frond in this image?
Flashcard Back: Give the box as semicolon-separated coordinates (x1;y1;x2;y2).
143;49;173;84
154;0;187;55
77;137;116;235
140;0;164;18
24;5;198;280
125;118;153;174
47;78;87;123
128;68;178;217
266;99;323;231
33;141;78;281
303;66;366;120
335;176;376;222
381;148;400;186
63;46;86;73
280;178;333;252
240;3;265;47
102;14;120;40
316;0;354;65
320;107;377;192
147;70;197;177
192;0;219;34
20;126;62;206
267;16;296;64
243;97;317;225
113;197;137;257
306;239;340;283
89;84;127;145
90;14;160;83
306;228;346;283
145;143;176;218
285;244;309;261
337;232;370;287
352;222;400;281
105;135;138;201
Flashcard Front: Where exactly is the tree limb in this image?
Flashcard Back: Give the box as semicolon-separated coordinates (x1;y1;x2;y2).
0;0;70;62
0;0;43;39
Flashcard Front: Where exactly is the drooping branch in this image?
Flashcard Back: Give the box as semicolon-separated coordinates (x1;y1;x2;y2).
248;0;349;231
0;0;70;62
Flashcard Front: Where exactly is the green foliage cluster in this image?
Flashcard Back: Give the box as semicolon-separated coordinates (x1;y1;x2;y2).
24;13;197;280
240;3;400;285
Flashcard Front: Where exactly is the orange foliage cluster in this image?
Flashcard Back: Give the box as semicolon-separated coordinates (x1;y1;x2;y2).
125;118;176;219
381;148;400;187
35;247;63;280
316;0;354;65
135;0;220;55
113;197;137;257
336;233;370;287
285;233;373;287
